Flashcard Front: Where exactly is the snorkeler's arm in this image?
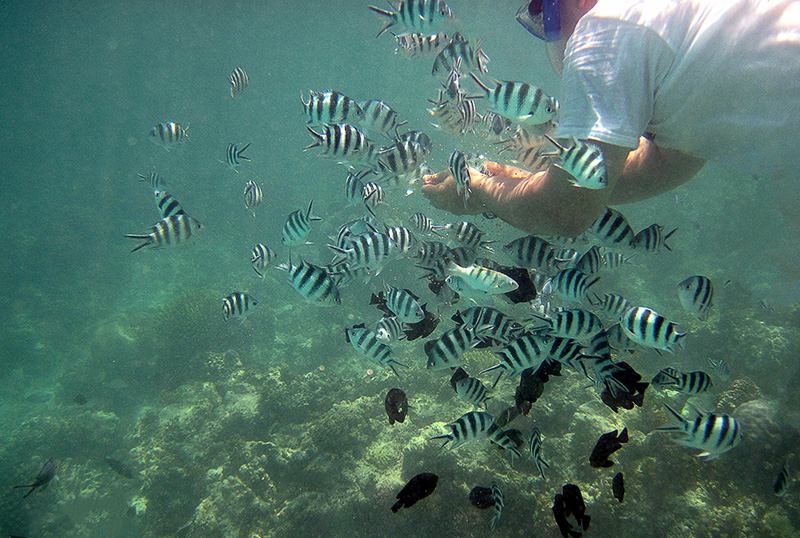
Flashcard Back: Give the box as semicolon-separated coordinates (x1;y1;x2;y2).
608;137;706;204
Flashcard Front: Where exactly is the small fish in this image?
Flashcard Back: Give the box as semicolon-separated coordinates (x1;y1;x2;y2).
394;32;458;58
330;231;396;273
655;403;743;460
588;293;631;321
244;180;263;217
222;292;258;324
708;359;730;381
488;483;504;530
409;212;446;237
226;143;251;169
432;38;489;75
375;139;430;183
229;66;248;98
448;150;472;208
154;190;185;219
552;484;591;538
612;472;625;503
470;74;557;126
345;169;369;205
386;226;417;256
359;99;407;139
431;411;494;448
125;214;203;253
448;221;495;252
480;332;551;387
651;368;712;395
633;223;677;252
251;243;276;278
589;428;628;468
362;181;385;215
305;123;373;164
575;246;603;274
385;388;408;425
529;426;550;479
391;472;438;512
774;461;790;497
544;135;608;189
302;90;364;126
375;316;406;343
620;306;686;353
149;122;188;150
397;130;433;153
445;261;519;294
14;458;57;499
384;284;425;323
278;258;341;305
469;486;494;509
455;376;491;407
551;268;599;303
678;275;714;320
282;200;322;246
452;306;522;345
599;361;648;413
137;172;162;189
530;309;604;341
426;325;488;370
586;207;635;247
369;0;454;38
503;235;556;272
345;325;408;377
104;457;135;479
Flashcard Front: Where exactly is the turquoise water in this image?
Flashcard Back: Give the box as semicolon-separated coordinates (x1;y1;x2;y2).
2;1;799;537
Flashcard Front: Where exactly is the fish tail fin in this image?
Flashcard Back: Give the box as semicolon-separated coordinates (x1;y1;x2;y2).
237;143;251;160
124;234;150;253
304;127;323;150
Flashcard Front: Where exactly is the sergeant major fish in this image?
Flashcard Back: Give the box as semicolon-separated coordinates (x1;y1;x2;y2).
302;90;364;126
651;367;712;395
345;324;408;377
654;403;742;460
678;275;714;320
368;0;454;38
620;306;686;353
225;143;251;169
470;74;557;126
244;180;263;217
278;257;341;305
305;123;374;164
448;150;472;208
223;292;258;324
229;66;248;98
251;243;276;278
282;200;322;246
149;122;188;150
14;457;57;499
154;190;185;219
431;410;494;449
544;135;608;189
125;214;203;253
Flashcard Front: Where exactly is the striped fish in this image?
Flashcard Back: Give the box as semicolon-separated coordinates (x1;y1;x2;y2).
430;411;494;449
503;235;555;272
385;226;417;256
302;90;364;126
432;38;489;75
414;240;450;269
251;243;276;278
345;325;407;377
586;207;635;247
397;130;432;153
279;258;341;305
488;425;523;461
225;143;250;169
589;293;631;321
547;336;585;368
426;325;489;370
137;172;162;189
229;66;248;98
651;368;712;395
345;170;368;205
575;246;603;274
222;292;258;324
708;359;730;381
551;268;599;303
544;135;607;189
409;212;445;237
385;284;424;323
655;404;742;460
282;200;322;246
368;0;454;38
633;223;677;252
531;309;603;341
602;251;635;270
455;376;491;407
445;261;518;294
529;427;550;479
358;99;407;139
244;180;263;217
470;74;557;126
678;275;714;320
449;221;494;251
488;483;504;530
149;122;188;150
448;150;471;208
375;316;406;343
375;139;430;183
480;111;513;140
362;181;385;215
452;306;522;345
481;333;551;387
125;214;203;253
774;462;790;497
330;231;396;272
394;31;459;58
305;123;373;164
620;306;686;353
154;190;185;219
605;323;640;352
586;330;629;397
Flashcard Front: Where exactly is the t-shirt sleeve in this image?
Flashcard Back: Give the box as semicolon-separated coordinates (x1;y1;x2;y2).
555;16;674;148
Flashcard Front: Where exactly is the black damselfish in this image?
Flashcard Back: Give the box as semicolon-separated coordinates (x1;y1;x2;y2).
612;472;625;503
552;483;591;538
589;428;628;468
385;388;409;425
600;362;648;413
391;473;438;512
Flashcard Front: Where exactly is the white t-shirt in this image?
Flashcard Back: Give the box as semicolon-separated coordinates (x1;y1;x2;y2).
555;0;800;178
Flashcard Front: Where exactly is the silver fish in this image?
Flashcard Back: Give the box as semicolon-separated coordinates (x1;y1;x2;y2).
471;74;557;126
620;306;686;353
125;214;203;253
149;122;188;150
678;275;714;320
302;90;364;126
655;404;742;460
544;135;608;189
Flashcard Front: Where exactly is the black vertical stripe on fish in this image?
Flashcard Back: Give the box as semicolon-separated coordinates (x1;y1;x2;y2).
229;66;248;97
